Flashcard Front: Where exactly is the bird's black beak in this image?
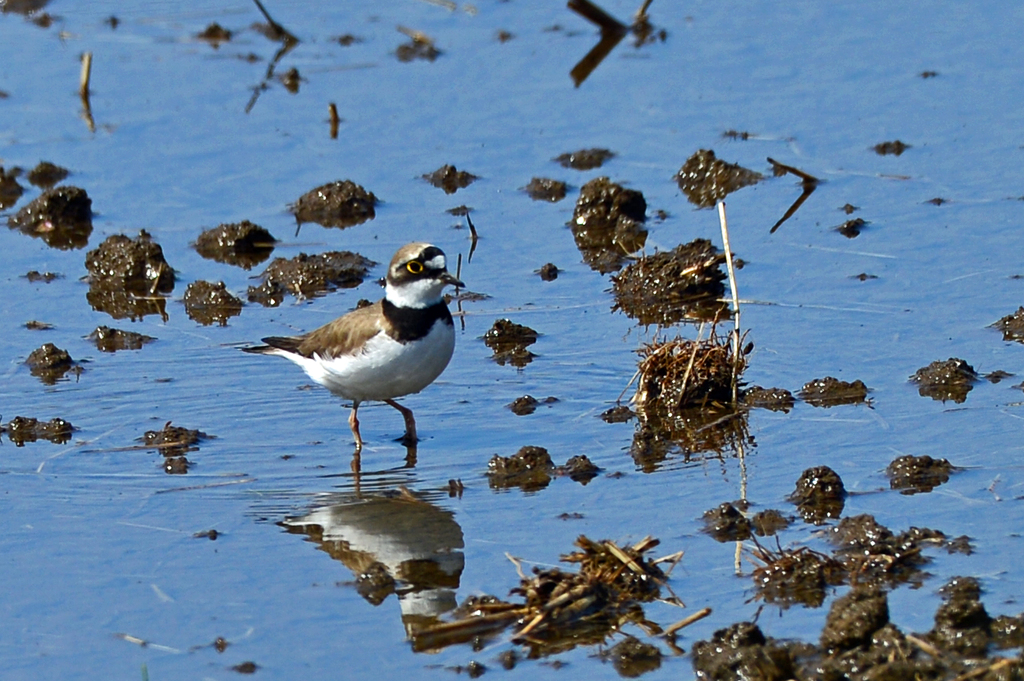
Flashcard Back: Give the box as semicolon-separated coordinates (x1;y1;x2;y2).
440;271;464;288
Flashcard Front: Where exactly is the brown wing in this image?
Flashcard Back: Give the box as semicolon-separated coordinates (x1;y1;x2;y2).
292;301;385;359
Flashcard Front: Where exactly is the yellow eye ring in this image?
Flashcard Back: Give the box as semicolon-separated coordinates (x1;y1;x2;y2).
406;261;424;274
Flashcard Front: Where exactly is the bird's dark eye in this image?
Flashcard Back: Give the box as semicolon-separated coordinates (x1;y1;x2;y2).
406;260;424;274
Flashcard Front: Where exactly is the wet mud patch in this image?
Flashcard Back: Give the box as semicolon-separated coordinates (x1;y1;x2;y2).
410;535;681;660
0;165;24;209
992;306;1024;342
247;251;376;307
554;148;615;170
610;239;731;325
194;220;276;270
482;319;538;367
1;416;74;446
521;177;567;202
88;325;155;352
789;466;846;524
886;454;955;494
675;149;762;208
27;161;69;188
26;342;81;384
141;422;212;474
798;376;869;407
422;164;478;194
508;395;558;415
183;281;243;326
7;185;92;249
290;180;377;229
570;176;647;273
911;358;978;403
486;447;601;491
85;231;174;320
742;386;795;412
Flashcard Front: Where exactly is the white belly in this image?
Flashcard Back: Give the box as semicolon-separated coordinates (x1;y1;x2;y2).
287;321;455;403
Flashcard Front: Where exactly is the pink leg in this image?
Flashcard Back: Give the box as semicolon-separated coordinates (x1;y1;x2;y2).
384;399;417;445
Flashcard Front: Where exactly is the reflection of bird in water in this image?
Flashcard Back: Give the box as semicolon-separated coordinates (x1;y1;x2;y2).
281;492;464;635
244;243;463;454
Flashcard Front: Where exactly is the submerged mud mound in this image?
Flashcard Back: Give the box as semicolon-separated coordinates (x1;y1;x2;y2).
611;239;730;325
183;280;243;326
798;376;869;407
911;358;978;403
554;148;615;170
742;386;796;412
1;416;74;446
194;220;276;270
7;185;93;249
27;161;69;188
290;180;377;229
85;231;175;320
88;325;155;352
423;164;478;194
482;319;538;367
675;149;762;208
570;177;648;273
521;177;567;202
26;342;79;385
887;454;955;494
247;251;376;307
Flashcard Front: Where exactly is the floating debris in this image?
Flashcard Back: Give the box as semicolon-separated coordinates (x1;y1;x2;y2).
8;185;93;249
423;165;478;194
554;148;615;170
675;149;762;208
910;358;978;403
1;416;74;446
27;161;69;188
88;325;155;352
873;140;910;156
702;502;752;542
610;239;730;325
537;263;560;281
522;177;567;202
290;180;377;229
183;280;243;326
992;306;1024;342
194;220;276;270
742;386;795;412
798;377;869;407
886;455;954;495
789;466;845;524
508;395;558;415
570;176;647;273
247;251;376;307
634;335;745;418
482;319;538;367
26;342;79;384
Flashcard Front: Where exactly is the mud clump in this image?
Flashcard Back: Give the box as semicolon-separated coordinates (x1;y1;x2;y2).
85;232;174;320
1;416;74;446
0;166;24;209
422;165;478;194
675;149;762;208
742;386;795;413
141;422;211;473
992;306;1024;342
508;395;558;415
396;34;441;62
798;376;868;407
790;466;846;524
25;270;61;283
600;405;634;423
8;185;93;249
411;535;672;659
873;140;910;156
570;177;648;273
610;239;730;325
634;335;745;418
290;180;377;229
702;502;752;541
827;514;952;588
194;220;276;270
197;22;232;45
27;161;69;188
887;454;954;494
911;358;977;403
820;587;890;653
602;636;662;677
751;509;790;537
554;148;615;170
750;543;845;609
561;455;601;484
835;217;867;238
482;319;538;367
88;325;155;352
487;446;554;492
537;263;560;281
247;251;376;307
26;343;80;384
184;280;243;326
692;622;795;681
522;177;567;202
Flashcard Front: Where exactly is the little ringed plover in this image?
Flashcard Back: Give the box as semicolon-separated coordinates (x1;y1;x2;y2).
244;242;463;452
